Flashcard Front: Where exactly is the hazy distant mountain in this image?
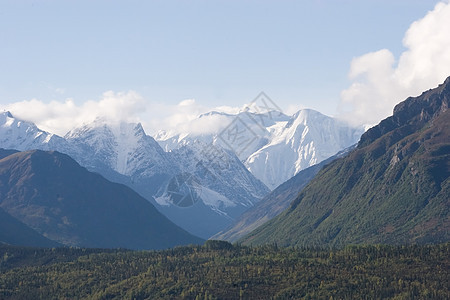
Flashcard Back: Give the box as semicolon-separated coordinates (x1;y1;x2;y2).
212;146;355;242
0;149;203;249
0;113;269;239
156;109;363;189
155;140;269;237
241;77;450;247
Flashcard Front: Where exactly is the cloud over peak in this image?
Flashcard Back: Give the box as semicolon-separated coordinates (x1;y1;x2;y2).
1;91;145;136
0;92;239;138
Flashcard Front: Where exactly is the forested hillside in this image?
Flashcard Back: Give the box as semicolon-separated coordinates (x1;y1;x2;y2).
1;243;448;299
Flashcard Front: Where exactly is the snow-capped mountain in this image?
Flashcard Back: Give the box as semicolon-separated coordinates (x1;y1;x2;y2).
156;109;364;189
245;109;364;189
156;110;291;161
65;119;177;179
0;111;70;152
0;112;269;239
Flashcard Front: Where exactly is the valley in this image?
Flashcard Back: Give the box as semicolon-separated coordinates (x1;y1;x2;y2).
0;75;448;300
1;1;449;298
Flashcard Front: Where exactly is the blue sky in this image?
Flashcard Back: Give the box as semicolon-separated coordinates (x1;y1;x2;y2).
1;0;449;135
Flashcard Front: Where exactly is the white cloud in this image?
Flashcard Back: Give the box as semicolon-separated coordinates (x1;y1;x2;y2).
144;98;209;135
213;105;241;115
0;90;311;139
340;1;450;126
285;104;308;116
145;100;239;137
0;91;241;138
1;91;146;136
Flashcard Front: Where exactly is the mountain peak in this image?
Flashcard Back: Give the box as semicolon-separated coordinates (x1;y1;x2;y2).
4;149;78;175
0;111;14;123
65;116;173;177
289;109;326;125
441;75;450;88
0;112;68;152
1;111;14;118
198;111;232;118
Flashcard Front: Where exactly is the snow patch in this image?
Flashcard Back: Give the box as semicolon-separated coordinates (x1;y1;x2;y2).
200;186;236;209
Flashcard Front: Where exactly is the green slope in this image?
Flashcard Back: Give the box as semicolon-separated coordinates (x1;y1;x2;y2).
241;77;450;247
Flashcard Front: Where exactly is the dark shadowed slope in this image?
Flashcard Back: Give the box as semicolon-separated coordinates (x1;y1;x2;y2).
241;77;450;247
0;207;61;247
0;150;203;249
